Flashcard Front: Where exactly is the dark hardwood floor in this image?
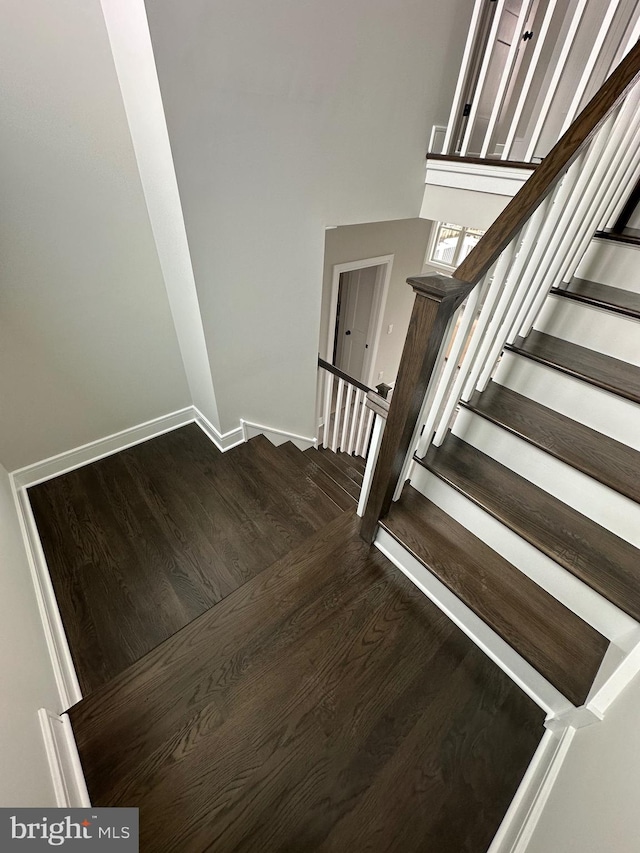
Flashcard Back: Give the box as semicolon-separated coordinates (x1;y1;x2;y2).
70;512;545;853
28;425;348;694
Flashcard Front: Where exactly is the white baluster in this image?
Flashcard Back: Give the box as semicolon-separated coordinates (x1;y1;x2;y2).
340;383;354;454
524;0;588;162
321;369;333;449
332;378;345;452
502;0;559;160
347;389;362;456
480;0;535;159
460;0;507;157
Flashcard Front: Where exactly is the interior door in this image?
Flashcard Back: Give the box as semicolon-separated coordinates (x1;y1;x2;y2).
334;266;377;383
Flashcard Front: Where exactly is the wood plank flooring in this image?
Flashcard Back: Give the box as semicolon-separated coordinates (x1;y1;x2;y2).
27;425;347;694
70;512;545;853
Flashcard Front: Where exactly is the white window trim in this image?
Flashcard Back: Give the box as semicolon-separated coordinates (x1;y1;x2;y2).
425;221;485;272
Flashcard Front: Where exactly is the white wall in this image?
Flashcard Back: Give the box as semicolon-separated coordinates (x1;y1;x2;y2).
321;219;433;385
0;0;190;471
0;464;58;805
525;671;640;853
145;0;471;436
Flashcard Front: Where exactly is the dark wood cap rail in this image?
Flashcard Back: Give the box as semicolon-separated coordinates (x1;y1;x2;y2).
366;391;390;419
317;356;373;394
455;39;640;285
427;153;536;171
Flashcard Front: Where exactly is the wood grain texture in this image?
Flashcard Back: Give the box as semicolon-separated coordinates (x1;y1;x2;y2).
302;448;361;502
455;42;640;284
552;278;640;319
465;381;640;504
360;274;473;543
382;485;608;706
507;330;640;405
70;512;544;853
427;152;536;170
28;426;345;695
420;435;640;622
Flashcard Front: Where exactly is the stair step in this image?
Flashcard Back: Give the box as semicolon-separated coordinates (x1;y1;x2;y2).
464;382;640;504
381;486;607;706
279;444;355;511
417;435;640;623
551;278;640;320
320;447;365;483
595;229;640;247
303;447;361;500
507;330;640;405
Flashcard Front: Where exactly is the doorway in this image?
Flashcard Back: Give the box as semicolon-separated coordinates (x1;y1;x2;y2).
326;254;393;388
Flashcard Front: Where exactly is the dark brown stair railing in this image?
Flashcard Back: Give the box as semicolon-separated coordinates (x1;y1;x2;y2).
360;40;640;544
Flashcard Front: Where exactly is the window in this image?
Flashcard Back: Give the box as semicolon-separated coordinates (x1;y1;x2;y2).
427;222;485;270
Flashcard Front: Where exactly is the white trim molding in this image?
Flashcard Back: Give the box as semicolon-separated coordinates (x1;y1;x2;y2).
425;158;533;197
12;408;195;490
39;709;91;807
240;419;317;452
488;726;576;853
325;254;394;389
12;483;82;710
194;408;244;452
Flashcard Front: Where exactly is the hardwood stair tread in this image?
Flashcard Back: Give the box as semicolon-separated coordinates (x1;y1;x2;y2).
551;277;640;319
318;446;365;483
279;443;356;511
418;434;640;623
304;448;362;499
464;381;640;504
382;486;607;706
507;330;640;404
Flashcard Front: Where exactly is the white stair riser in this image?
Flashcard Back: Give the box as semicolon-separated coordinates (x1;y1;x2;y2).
574;239;640;292
493;351;640;450
408;463;636;642
452;408;640;549
534;296;640;366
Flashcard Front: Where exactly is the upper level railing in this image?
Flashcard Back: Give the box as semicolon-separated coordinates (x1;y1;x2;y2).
438;0;640;164
361;39;640;543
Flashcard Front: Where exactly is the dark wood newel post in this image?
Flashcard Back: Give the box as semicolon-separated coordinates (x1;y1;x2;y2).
360;274;474;544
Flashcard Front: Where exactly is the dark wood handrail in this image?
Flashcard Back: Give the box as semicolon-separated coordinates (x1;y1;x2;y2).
317;357;372;394
455;39;640;285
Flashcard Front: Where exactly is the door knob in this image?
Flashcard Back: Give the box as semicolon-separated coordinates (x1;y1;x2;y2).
345;330;351;335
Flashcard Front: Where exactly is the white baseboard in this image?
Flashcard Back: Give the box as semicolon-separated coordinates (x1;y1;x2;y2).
39;709;91;807
240;419;317;451
12;407;195;490
11;480;82;710
488;727;576;853
193;408;244;451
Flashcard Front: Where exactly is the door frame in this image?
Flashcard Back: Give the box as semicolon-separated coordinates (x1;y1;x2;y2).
325;254;394;388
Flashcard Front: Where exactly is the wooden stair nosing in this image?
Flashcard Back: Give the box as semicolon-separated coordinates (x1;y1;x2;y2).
318;446;365;484
418;435;640;623
381;486;607;706
305;448;362;499
551;278;640;320
278;444;355;511
463;381;640;505
506;331;640;405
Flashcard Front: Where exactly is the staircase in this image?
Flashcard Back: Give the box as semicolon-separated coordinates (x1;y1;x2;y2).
357;44;640;730
380;231;640;712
